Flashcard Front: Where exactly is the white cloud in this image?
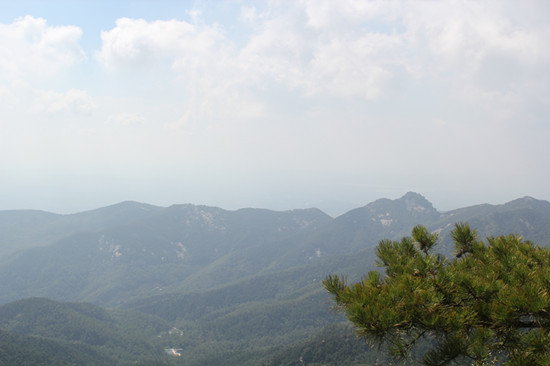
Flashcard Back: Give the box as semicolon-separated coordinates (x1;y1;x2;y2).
301;0;392;29
96;17;264;125
0;15;85;82
7;4;549;128
0;15;93;124
94;1;550;109
89;0;550;183
1;82;95;118
32;88;96;114
306;32;403;99
96;5;407;109
97;17;225;71
399;0;550;119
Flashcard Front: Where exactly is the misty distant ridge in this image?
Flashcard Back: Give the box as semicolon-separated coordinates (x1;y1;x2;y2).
2;192;549;260
2;191;549;274
3;191;546;217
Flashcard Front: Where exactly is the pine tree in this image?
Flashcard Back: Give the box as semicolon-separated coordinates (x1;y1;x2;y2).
324;223;550;365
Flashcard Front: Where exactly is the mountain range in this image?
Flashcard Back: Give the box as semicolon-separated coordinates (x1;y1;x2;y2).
1;192;550;365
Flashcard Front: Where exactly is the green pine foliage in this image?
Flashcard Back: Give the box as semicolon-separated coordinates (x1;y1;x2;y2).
324;223;550;365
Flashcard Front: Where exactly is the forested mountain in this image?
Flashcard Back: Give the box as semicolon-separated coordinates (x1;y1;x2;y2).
1;193;549;365
0;204;332;305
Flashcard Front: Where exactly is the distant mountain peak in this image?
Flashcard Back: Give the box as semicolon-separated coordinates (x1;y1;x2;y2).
401;191;429;202
400;192;437;214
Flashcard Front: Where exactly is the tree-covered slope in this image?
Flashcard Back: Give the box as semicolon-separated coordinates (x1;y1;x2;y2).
0;205;332;305
0;297;172;365
2;194;549;307
0;329;115;366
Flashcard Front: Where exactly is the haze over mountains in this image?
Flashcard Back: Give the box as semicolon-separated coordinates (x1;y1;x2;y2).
2;192;550;365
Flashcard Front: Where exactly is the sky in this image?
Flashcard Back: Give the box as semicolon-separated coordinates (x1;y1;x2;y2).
1;0;549;216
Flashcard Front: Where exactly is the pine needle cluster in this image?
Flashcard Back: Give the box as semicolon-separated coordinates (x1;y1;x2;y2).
324;223;550;365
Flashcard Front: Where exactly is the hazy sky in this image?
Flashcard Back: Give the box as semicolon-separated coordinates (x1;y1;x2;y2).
1;0;549;215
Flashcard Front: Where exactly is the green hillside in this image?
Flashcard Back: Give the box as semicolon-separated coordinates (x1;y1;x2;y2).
0;298;171;365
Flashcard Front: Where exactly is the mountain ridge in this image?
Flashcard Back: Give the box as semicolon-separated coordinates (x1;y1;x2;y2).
2;192;549;306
